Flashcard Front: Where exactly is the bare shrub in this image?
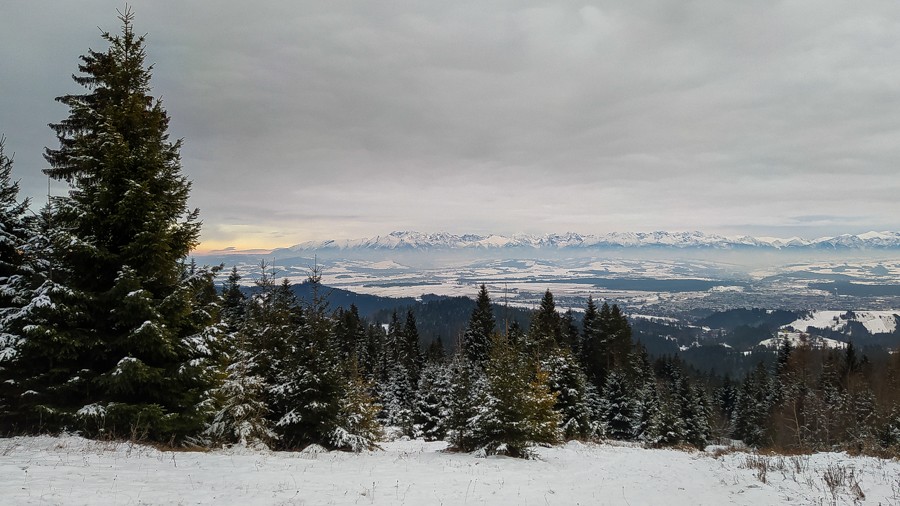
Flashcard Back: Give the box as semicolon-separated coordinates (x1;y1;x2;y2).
822;463;864;502
741;455;770;484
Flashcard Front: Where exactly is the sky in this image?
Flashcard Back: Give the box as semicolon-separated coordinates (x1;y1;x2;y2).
2;1;900;252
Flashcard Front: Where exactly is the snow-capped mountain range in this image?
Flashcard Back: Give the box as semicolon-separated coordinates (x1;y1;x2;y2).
274;230;900;253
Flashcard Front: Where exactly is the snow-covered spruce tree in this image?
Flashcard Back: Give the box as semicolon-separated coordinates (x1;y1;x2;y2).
814;354;847;448
376;309;422;435
463;284;495;365
715;377;739;439
402;309;423;381
521;289;594;441
239;264;296;392
606;304;634;374
0;202;67;434
599;370;637;441
333;304;367;366
205;330;276;449
413;359;452;441
677;378;711;448
220;266;246;333
270;271;345;449
330;359;382;452
583;381;605;437
655;382;686;446
879;405;900;450
543;349;594;439
361;321;388;381
526;290;562;358
424;336;446;363
560;309;580;356
204;265;272;449
845;386;877;450
379;360;415;432
506;320;525;349
580;296;609;392
446;353;485;451
376;312;406;430
636;380;663;445
470;333;560;457
630;347;662;444
732;362;773;447
0;137;30;316
0;137;41;431
20;10;221;441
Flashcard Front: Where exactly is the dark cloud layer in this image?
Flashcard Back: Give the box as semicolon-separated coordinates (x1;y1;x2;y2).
2;1;899;249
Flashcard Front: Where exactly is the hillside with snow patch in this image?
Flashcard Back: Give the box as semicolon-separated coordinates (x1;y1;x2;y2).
759;331;848;350
785;311;900;336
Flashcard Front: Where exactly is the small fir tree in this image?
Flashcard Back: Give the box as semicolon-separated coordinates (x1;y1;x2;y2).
543;349;594;439
600;371;637;440
560;309;580;356
0;137;41;431
333;304;366;365
0;136;31;316
414;360;452;441
0;204;65;433
205;331;276;449
580;296;609;391
270;274;344;449
527;290;562;358
463;284;495;365
402;309;423;383
445;353;485;451
220;266;246;332
330;360;382;452
425;336;447;363
470;333;561;457
378;360;415;432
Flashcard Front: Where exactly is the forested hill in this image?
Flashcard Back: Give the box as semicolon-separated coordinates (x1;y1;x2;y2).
369;295;534;347
240;281;417;317
247;281;536;345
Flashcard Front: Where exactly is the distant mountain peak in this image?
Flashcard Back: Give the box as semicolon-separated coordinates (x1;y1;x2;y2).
274;230;900;254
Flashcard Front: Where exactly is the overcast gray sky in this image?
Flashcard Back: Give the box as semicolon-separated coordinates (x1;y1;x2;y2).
2;1;899;251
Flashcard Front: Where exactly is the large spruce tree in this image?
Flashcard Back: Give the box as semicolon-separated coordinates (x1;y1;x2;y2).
16;10;221;440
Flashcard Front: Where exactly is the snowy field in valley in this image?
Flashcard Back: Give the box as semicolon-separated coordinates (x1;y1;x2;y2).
2;435;899;505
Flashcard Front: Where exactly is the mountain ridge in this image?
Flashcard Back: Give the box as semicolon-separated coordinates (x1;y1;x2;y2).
272;230;900;253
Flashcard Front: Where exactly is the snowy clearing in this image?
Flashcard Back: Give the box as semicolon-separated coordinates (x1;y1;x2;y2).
2;435;900;505
759;331;848;350
786;310;900;335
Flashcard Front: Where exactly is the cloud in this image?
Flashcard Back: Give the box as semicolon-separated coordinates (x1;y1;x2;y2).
2;1;899;247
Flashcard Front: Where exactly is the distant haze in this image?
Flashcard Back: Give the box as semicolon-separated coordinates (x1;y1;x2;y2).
2;1;900;251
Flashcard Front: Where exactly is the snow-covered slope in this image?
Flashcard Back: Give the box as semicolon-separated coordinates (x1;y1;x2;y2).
786;310;900;335
276;230;900;254
1;435;895;505
759;331;848;350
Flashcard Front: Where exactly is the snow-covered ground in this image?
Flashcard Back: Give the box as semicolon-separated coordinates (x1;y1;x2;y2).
786;310;900;335
2;435;899;505
760;331;847;350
